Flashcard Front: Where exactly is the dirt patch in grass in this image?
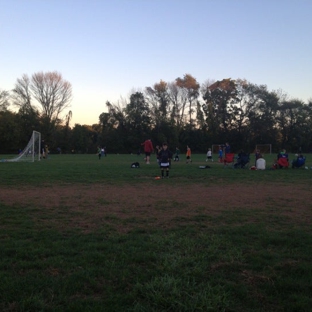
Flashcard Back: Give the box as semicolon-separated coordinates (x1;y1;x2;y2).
1;183;311;232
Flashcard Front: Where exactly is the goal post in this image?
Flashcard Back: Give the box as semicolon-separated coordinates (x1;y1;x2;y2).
4;131;41;162
255;144;272;155
211;144;223;155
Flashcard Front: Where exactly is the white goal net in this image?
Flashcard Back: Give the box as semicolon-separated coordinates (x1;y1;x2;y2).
212;144;223;155
255;144;272;155
4;131;41;162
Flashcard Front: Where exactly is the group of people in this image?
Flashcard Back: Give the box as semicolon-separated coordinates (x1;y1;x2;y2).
254;149;306;170
237;148;307;170
140;139;306;175
271;149;306;169
216;143;231;163
141;139;194;178
253;150;266;170
141;139;173;178
97;146;106;159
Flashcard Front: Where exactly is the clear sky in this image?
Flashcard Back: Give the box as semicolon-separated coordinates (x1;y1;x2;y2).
1;0;311;126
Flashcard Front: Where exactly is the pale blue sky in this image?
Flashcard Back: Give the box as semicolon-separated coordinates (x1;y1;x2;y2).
1;0;311;125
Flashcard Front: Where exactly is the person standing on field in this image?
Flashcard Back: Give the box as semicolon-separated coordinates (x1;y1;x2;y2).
44;144;49;159
224;142;231;155
218;146;223;163
206;148;213;162
141;139;154;164
155;145;162;166
41;139;46;159
97;146;102;160
158;142;173;178
174;147;180;161
186;145;192;164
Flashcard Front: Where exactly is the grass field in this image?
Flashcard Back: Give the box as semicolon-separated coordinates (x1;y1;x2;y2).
0;153;311;311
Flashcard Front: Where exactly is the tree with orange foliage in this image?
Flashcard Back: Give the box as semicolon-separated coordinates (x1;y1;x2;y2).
175;74;200;126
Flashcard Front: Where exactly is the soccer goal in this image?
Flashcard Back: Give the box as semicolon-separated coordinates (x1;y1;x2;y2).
212;144;223;155
4;131;41;162
255;144;272;155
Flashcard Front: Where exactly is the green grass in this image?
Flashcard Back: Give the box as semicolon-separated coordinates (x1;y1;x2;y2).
0;152;311;186
0;153;311;311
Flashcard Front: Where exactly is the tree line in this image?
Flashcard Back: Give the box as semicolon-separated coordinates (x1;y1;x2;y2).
1;72;311;155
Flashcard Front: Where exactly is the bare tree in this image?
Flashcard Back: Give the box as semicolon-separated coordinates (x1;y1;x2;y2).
31;71;72;124
167;82;184;126
200;79;215;97
12;74;32;110
0;89;10;111
13;71;72;126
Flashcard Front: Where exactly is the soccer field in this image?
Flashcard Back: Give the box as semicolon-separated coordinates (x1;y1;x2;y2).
0;153;311;311
1;152;311;183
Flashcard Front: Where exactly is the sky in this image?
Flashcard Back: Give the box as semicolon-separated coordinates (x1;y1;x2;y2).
1;0;311;126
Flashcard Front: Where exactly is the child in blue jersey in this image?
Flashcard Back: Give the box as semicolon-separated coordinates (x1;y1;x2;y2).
218;146;223;162
292;154;305;168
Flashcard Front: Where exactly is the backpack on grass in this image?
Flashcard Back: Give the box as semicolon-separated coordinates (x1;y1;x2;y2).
131;162;140;168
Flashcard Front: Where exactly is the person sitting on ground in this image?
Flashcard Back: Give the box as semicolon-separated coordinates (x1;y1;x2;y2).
292;154;306;168
277;149;289;168
255;149;261;165
234;149;249;168
256;154;266;170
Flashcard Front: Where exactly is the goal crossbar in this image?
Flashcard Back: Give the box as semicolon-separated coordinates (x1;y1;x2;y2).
212;144;223;154
255;144;272;154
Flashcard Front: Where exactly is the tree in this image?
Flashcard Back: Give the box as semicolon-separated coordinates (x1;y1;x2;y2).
11;74;32;110
98;101;130;153
31;71;72;124
13;71;72;139
16;106;41;145
54;110;73;153
229;79;258;150
70;124;96;153
200;79;215;96
175;74;200;126
167;82;181;126
203;78;239;142
0;89;10;111
145;80;170;119
0;111;21;152
145;80;179;144
243;83;280;150
125;92;151;144
276;99;306;150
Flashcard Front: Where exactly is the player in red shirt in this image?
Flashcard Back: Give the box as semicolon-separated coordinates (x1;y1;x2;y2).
141;139;154;164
